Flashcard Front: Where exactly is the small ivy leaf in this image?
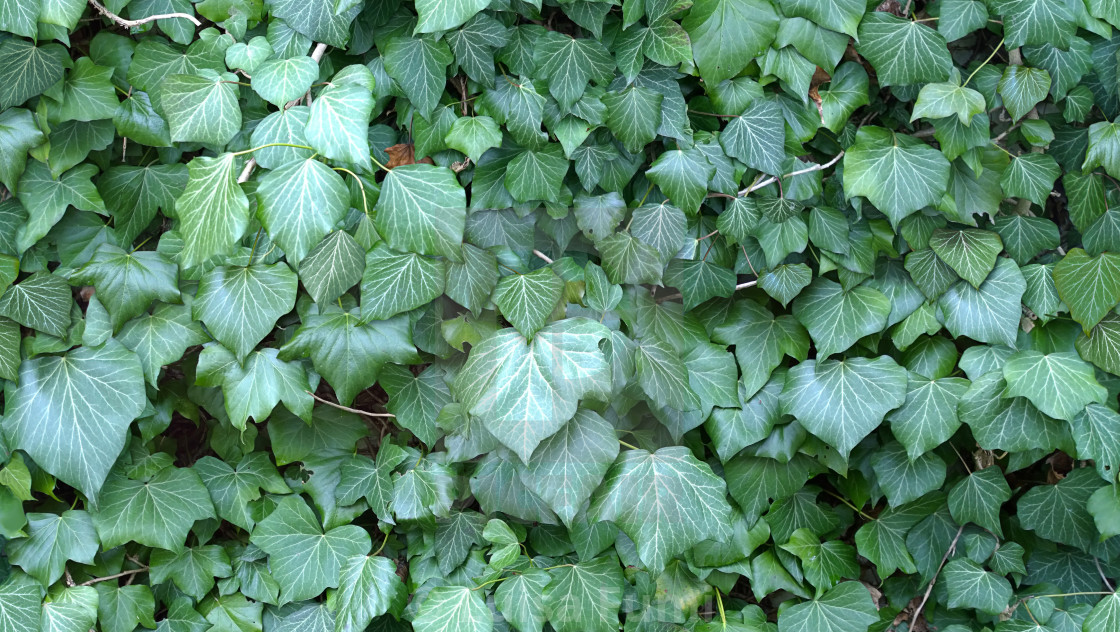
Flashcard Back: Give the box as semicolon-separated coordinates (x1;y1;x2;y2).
602;85;663;153
843;126;951;227
1084;120;1120;180
759;263;813;307
16;161;105;254
856;13;951;86
118;301;210;387
375;164;466;261
0;271;72;338
392;458;456;523
663;259;737;311
224;36;272;74
196;344;314;430
998;66;1051;121
445;243;499;315
927;228;1003;289
939;0;990;41
298;231;366;306
871;441;947;507
334;554;407;630
380;364;452;447
336;444;410;521
42;585;99;632
250;56;318;108
250;496;372;604
792;277;891;360
305;82;375;170
0;39;67;109
947;466;1013;536
938;258;1026;348
779;529;860;596
720;98;786;176
444;116;502;163
505;144;569;204
532;31;614;110
598;233;663;285
646;148;716;214
150;546;232;601
194;263;298;362
96;583;156;632
1053;248;1120;332
200;593;263;632
92;466;216;552
888;374;970;461
635;339;701;411
98;164;188;245
269;0;356;47
943;558;1013;615
493;266;565;339
7;510;98;586
1070;404;1120;484
434;510;487;574
383;35;454;117
912;81;987;125
193;453;290;532
781;356;908;459
496;567;550;632
71;244;180;330
994;214;1060;264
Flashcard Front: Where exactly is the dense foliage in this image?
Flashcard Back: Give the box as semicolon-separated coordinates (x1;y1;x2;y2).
4;0;1120;631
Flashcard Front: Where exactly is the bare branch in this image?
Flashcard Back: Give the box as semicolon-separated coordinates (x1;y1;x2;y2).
911;526;965;626
88;0;202;27
79;566;149;586
236;158;257;184
738;152;844;197
532;250;554;264
307;391;396;418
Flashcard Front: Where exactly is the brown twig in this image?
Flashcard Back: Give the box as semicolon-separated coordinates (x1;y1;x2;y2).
236;158;257;184
79;566;149;586
307;391;396;418
738;152;845;196
532;250;554;264
88;0;201;27
912;525;965;626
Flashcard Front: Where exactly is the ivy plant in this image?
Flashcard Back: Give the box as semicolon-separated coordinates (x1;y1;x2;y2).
3;1;1120;632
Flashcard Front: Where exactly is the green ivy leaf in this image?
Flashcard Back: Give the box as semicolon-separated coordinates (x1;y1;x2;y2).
4;340;145;499
683;0;779;83
175;153;250;268
193;453;290;532
646;148;715;214
0;271;72;337
454;318;610;462
0;39;67;109
250;496;372;603
912;81;987;125
161;72;241;146
888;375;970;461
776;582;878;632
793;277;891;359
297;231;365;306
938;258;1026;347
856;13;951;86
359;244;446;321
1053;248;1120;332
496;567;549;632
843;127;951;226
383;36;453;117
255;158;349;265
943;558;1013;615
1018;467;1103;551
928;228;1003;289
334;555;407;630
720;98;785;176
93;466;215;551
71;245;180;330
542;557;625;632
305;83;374;170
150;546;232;601
947;466;1012;536
194;263;298;362
444;116;502;163
7;510;99;586
1002;350;1106;420
781;356;908;458
196;345;313;430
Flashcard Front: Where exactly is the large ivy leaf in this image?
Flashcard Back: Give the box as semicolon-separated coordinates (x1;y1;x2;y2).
888;375;970;460
1053;248;1120;332
943;558;1013;615
193;453;290;532
255;158;349;265
250;57;318;107
0;39;67;109
856;13;951;86
720;98;785;176
793;277;891;359
298;231;365;306
938;258;1026;348
520;409;618;526
683;0;779;84
1002;351;1106;420
161;72;241;146
175;154;250;268
269;0;356;47
414;586;491;632
250;496;371;603
92;467;215;551
453;318;610;462
334;554;406;631
118;301;210;386
376;164;466;260
16;161;105;253
3;340;146;499
947;466;1012;536
646;149;715;214
0;271;72;337
589;446;732;573
843;127;951;226
194;263;298;362
1017;467;1103;551
383;36;453;117
196;345;314;431
533;32;614;110
280;312;419;406
71;245;180;330
776;582;878;632
359;244;446;321
780;356;908;458
542;557;625;632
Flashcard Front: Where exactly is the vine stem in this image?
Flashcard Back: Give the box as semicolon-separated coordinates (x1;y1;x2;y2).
88;0;201;27
964;38;1005;87
79;566;149;586
656;279;756;304
334;167;369;215
823;490;874;521
306;391;396;418
372;531;390;556
911;525;965;626
619;439;639;450
532;250;554;264
738;152;844;197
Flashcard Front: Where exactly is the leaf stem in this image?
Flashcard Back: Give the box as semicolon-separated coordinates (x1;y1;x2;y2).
373;530;390;556
738;152;844;197
618;439;639;450
964;37;1005;87
471;575;512;591
230;142;316;157
823;490;874;521
333;167;369;216
912;525;964;626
